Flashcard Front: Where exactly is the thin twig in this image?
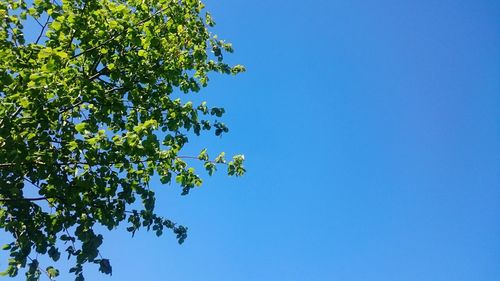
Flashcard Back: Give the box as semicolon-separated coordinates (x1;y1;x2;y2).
88;67;108;81
177;155;226;165
33;17;43;27
35;16;51;45
10;106;22;118
0;106;22;127
26;255;54;281
0;197;49;202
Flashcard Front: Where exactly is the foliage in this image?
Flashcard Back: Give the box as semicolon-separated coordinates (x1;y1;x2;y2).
0;0;245;279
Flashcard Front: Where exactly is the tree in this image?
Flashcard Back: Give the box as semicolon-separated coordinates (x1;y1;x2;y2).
0;0;245;279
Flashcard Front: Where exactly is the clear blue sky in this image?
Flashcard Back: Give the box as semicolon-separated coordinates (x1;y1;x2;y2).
3;0;500;280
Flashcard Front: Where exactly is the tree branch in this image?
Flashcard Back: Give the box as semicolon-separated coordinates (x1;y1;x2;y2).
0;106;22;127
0;197;49;202
88;67;109;81
0;160;46;169
35;16;51;45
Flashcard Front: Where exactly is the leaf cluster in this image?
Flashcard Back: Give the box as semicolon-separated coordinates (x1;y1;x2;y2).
0;0;245;279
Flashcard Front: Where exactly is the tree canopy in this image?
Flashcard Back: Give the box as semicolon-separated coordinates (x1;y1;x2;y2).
0;0;245;279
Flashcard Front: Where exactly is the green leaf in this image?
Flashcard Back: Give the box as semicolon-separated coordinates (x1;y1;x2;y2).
215;152;226;163
175;174;184;184
109;20;118;29
198;148;209;161
29;73;43;81
98;259;112;275
48;246;61;262
160;173;171;184
46;266;59;278
204;162;216;176
75;122;87;132
37;48;53;59
55;51;68;59
51;21;62;31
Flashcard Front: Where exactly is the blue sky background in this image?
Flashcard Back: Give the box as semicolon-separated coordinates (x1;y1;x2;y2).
2;0;500;280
